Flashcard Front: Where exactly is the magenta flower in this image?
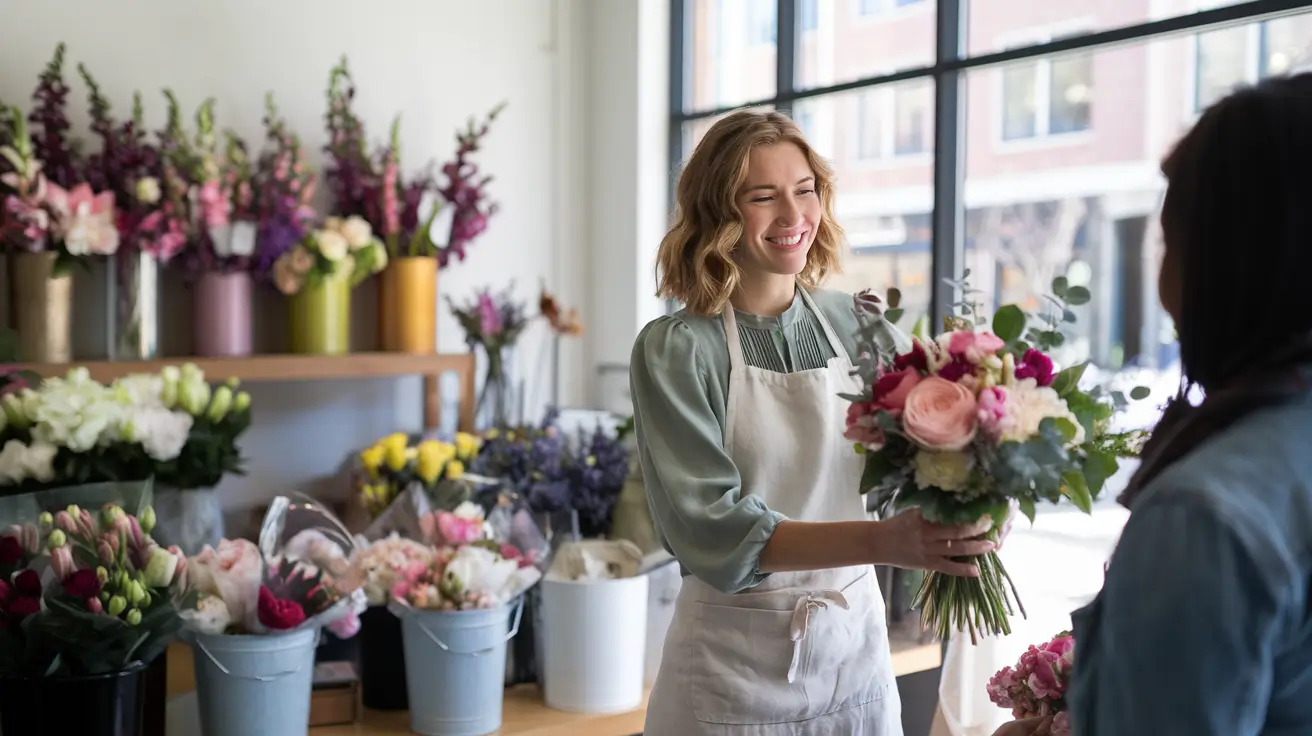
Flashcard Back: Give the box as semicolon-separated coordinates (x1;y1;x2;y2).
1015;348;1056;386
948;330;1005;363
477;292;502;337
977;386;1010;437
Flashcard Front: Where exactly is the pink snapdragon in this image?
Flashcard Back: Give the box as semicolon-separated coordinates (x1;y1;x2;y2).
843;401;886;451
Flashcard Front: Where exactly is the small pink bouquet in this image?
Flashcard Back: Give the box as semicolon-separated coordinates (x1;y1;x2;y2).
390;543;540;612
987;632;1074;736
845;273;1147;641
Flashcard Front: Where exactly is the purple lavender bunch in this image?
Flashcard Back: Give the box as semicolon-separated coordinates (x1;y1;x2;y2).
566;425;631;539
472;409;572;513
437;102;506;268
29;42;82;188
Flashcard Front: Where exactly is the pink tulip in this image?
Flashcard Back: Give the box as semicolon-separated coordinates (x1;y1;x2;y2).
50;545;75;580
85;596;104;614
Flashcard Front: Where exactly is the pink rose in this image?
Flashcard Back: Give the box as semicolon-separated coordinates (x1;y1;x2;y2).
902;377;979;451
1015;348;1055;386
949;330;1005;363
1051;712;1071;736
1027;650;1065;699
843;401;886;451
190;538;263;632
977;386;1011;437
873;368;921;414
434;511;483;546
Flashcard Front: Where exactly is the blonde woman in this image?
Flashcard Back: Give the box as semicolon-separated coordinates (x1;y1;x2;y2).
631;110;996;735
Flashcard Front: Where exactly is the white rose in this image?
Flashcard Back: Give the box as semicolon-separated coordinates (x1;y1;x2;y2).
912;449;976;493
453;501;484;521
341;216;374;249
317;230;349;262
182;594;232;635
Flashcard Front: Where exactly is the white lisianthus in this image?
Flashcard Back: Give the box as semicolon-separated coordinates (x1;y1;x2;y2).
0;440;30;484
453;501;485;521
144;546;181;587
123;407;194;461
29;373;121;452
912;449;976;493
182;594;232;635
113;373;166;409
22;440;57;483
1000;380;1085;445
317;230;350;262
176;365;212;417
340;216;374;249
444;545;519;601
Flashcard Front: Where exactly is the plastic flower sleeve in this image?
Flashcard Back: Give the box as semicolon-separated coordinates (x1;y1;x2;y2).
360;485;435;543
482;489;551;573
258;492;365;633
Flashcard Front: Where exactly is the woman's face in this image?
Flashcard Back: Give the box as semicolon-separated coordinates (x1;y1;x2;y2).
1157;185;1183;324
734;141;822;278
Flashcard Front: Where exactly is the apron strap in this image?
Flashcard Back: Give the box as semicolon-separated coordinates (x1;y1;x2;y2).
721;299;745;374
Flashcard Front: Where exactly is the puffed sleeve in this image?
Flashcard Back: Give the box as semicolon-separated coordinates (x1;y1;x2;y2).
629;317;786;594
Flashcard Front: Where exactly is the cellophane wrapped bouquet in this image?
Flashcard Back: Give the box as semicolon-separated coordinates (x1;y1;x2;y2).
0;502;189;676
356;431;483;517
388;501;541;613
182;495;365;638
845;274;1146;641
987;632;1075;736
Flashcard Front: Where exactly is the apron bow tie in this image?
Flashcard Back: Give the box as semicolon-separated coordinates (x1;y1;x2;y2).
786;589;850;683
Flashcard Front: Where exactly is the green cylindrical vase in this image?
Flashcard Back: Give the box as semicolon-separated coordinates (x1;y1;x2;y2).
288;273;351;355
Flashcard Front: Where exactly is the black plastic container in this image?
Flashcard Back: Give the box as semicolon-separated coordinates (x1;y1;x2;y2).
0;660;148;736
359;606;408;710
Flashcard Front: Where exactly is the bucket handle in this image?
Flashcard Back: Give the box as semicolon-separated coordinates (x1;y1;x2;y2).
193;637;306;683
413;597;524;657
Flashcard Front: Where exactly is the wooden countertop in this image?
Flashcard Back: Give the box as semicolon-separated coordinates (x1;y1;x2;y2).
165;618;938;736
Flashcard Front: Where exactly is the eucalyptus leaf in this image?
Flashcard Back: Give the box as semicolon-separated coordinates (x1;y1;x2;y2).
1060;469;1093;513
1065;286;1092;305
885;308;904;324
1129;385;1152;401
1018;497;1037;524
992;305;1026;342
1051;276;1069;298
1051;362;1088;397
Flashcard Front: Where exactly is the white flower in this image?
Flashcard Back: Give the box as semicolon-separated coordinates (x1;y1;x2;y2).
182;594;232;635
324;216;344;234
317;230;350;262
29;374;122;452
113;373;166;408
0;440;30;484
354;535;435;606
453;501;484;521
22;440;57;483
135;177;161;205
340;216;374;249
444;545;518;600
1000;380;1085;445
123;407;194;461
912;449;976;493
144;546;181;587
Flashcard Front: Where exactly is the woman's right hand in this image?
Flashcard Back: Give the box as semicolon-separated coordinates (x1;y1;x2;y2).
872;509;996;576
991;717;1053;736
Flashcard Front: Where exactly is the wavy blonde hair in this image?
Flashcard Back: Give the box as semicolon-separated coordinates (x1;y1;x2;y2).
656;109;844;316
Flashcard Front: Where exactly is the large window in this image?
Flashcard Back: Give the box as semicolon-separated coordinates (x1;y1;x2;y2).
671;0;1311;731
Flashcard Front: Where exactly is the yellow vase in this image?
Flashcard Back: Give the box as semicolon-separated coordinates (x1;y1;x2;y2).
288;271;351;355
379;256;438;354
9;251;72;363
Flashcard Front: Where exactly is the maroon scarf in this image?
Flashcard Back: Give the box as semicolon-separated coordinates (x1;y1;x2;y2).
1117;338;1312;509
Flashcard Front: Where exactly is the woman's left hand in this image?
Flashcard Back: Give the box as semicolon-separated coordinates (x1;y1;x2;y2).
991;716;1052;736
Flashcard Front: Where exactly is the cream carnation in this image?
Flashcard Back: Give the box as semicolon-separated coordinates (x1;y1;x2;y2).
912;449;976;493
1000;380;1085;445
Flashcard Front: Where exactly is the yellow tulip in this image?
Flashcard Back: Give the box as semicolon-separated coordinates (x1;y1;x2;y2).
384;444;408;472
454;432;482;460
359;445;386;474
416;441;444;485
446;459;465;480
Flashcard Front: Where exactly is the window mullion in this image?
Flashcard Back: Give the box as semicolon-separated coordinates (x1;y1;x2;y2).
930;0;967;334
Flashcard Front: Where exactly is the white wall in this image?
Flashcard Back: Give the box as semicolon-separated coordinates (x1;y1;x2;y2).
0;0;669;523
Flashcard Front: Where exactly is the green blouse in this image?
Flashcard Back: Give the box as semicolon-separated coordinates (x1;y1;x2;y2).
629;287;904;594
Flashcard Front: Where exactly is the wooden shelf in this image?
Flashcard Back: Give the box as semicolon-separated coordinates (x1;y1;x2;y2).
19;352;477;432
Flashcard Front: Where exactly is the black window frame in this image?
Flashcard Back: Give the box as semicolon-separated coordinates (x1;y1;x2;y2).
669;0;1312;325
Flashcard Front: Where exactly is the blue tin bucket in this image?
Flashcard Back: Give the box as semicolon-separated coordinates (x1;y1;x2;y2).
188;626;319;736
395;598;524;736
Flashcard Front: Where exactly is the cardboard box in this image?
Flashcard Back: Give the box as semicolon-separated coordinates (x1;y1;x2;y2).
310;661;361;727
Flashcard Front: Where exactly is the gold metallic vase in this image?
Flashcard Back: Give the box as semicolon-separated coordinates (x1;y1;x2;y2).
9;251;72;363
379;256;438;354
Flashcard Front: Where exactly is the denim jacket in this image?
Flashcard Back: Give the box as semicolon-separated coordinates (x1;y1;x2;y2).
1068;390;1312;735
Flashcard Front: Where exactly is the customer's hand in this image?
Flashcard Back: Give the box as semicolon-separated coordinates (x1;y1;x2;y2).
872;509;995;576
992;716;1052;736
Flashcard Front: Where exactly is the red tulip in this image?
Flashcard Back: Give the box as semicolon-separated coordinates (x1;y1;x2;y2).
63;568;101;599
8;595;40;620
0;535;21;565
13;569;41;596
257;585;306;630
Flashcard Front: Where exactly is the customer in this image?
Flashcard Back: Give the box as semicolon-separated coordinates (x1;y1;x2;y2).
994;71;1312;736
632;109;998;735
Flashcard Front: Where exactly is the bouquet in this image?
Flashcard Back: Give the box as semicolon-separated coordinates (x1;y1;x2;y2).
845;274;1147;641
269;215;387;296
0;45;120;275
251;94;317;281
390;524;540;613
324;57;504;266
350;534;436;607
987;632;1074;736
565;424;631;539
0;502;189;676
357;431;483;517
0;363;251;494
471;409;571;515
182;534;362;638
449;284;533;427
78;65;187;268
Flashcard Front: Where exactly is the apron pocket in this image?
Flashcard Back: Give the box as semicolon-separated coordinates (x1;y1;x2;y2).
686;597;888;726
